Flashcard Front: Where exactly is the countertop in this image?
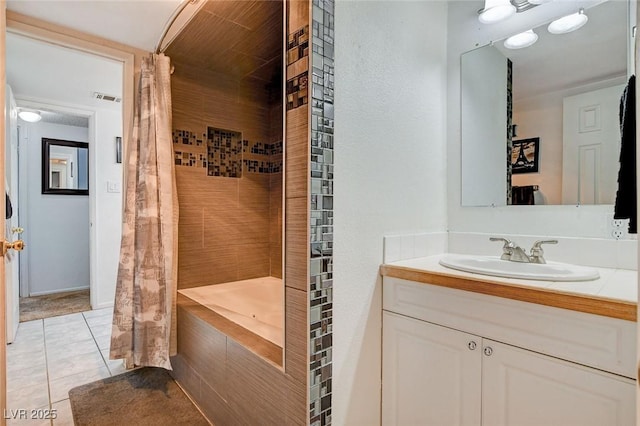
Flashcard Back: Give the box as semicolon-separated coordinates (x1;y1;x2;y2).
380;254;637;322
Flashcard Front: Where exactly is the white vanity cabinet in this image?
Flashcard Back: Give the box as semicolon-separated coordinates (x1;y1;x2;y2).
382;277;636;426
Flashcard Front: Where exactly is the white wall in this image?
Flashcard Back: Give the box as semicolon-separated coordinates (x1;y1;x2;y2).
333;1;448;424
447;0;630;238
20;121;90;295
90;109;123;308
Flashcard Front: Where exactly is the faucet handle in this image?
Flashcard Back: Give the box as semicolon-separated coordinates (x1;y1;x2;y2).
530;240;558;264
490;237;515;260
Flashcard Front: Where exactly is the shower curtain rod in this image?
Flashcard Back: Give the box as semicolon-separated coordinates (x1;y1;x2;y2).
154;0;200;55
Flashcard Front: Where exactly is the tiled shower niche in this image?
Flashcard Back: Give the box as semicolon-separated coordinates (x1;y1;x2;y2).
207;127;243;178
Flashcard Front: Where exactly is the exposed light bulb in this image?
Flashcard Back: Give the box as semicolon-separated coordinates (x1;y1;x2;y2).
479;0;516;24
548;9;588;34
504;30;539;49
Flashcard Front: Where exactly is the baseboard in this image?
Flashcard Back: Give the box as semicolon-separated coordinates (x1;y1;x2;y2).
91;301;114;310
28;286;90;297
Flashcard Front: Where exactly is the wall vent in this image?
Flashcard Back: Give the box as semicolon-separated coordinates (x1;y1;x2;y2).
93;92;122;103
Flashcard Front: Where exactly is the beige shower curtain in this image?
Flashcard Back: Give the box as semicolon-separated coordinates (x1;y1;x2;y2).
110;53;178;370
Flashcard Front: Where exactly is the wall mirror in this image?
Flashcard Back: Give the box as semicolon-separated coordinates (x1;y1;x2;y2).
42;138;89;195
461;0;632;206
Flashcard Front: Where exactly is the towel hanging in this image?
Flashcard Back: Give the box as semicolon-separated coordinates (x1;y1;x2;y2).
614;75;636;234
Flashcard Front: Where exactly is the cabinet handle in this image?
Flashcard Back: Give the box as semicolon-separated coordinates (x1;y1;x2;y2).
483;346;493;356
468;341;477;350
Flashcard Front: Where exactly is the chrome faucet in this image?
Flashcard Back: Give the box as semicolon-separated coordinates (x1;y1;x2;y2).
490;237;558;264
529;240;558;264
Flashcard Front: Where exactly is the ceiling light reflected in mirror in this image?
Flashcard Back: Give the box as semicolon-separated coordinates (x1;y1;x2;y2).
548;9;589;34
479;0;517;24
504;30;539;49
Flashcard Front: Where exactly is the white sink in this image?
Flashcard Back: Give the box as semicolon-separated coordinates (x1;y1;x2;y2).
439;254;600;282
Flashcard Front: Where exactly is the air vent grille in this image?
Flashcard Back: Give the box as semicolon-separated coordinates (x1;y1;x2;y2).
93;92;122;103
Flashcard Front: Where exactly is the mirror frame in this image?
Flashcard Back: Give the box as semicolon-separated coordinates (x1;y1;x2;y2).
42;138;89;195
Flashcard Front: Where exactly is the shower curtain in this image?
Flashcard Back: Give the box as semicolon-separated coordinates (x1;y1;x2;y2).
110;53;178;370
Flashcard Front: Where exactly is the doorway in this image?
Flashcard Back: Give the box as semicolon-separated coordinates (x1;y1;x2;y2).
5;31;125;331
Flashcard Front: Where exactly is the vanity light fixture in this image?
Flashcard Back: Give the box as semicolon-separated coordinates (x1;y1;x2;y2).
504;29;539;49
479;0;516;24
548;8;588;34
18;110;42;123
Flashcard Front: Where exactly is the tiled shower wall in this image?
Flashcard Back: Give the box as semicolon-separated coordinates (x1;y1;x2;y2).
171;64;283;289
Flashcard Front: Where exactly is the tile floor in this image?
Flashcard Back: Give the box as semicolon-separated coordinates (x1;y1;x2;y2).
6;308;126;425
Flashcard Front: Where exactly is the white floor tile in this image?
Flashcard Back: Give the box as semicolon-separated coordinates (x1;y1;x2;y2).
93;333;111;351
47;351;107;381
7;382;50;412
100;349;127;376
6;405;53;426
45;338;99;363
7;350;47;374
85;314;112;329
44;323;92;345
6;368;48;394
82;307;112;319
51;399;74;426
48;366;110;403
44;313;85;327
17;320;44;333
7;340;46;357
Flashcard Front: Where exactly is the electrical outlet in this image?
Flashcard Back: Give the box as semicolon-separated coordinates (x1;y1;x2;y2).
612;219;626;228
612;229;624;240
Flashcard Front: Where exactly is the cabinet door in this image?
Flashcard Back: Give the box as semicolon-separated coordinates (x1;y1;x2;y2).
382;312;481;426
482;340;635;426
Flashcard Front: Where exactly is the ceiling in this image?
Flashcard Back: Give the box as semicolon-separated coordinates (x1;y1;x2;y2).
6;0;183;51
39;110;89;128
494;0;628;101
164;0;283;84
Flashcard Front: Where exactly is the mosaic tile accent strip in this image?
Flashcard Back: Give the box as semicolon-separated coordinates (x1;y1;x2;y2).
309;0;334;425
287;71;309;111
172;129;204;146
174;151;207;168
242;140;283;174
206;127;243;178
287;25;310;65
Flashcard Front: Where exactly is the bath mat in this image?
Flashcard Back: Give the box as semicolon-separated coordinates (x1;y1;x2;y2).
19;289;91;322
69;367;209;426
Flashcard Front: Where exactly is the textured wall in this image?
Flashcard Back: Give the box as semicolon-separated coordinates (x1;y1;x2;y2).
333;1;449;424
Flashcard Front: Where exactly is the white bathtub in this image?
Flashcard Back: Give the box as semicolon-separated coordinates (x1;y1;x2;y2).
179;277;284;347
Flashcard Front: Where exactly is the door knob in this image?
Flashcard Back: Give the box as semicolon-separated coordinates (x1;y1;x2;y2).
3;239;24;255
11;227;23;234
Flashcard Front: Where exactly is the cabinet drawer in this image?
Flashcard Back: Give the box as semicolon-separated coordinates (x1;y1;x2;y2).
383;277;636;378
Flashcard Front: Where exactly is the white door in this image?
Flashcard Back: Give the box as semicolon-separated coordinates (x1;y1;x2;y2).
4;84;18;343
382;312;482;426
482;339;635;426
562;84;625;205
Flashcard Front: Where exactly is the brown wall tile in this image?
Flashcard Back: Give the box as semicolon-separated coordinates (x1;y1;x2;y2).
225;339;286;425
285;287;308;382
285;196;309;291
285;105;309;199
177;307;227;395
